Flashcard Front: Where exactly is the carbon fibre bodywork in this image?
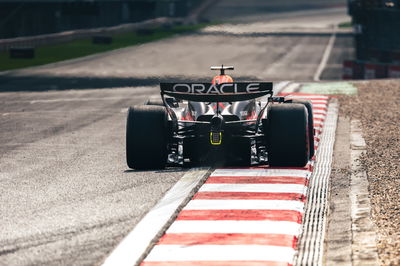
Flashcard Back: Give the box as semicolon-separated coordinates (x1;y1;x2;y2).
159;84;276;166
126;66;313;169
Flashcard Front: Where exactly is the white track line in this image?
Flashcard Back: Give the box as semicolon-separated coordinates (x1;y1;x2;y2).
313;114;326;120
312;103;329;109
199;183;307;194
102;168;210;266
313;27;337;81
166;220;302;235
184;199;305;212
144;245;296;262
314;110;328;115
211;169;311;177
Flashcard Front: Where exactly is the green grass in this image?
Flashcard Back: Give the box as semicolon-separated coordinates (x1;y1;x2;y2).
0;23;210;71
338;21;352;28
300;82;358;95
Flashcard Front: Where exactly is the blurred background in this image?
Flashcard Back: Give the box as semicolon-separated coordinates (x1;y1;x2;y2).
1;0;399;80
0;0;345;38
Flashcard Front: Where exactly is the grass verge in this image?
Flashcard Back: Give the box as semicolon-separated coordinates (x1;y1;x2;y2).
0;23;210;71
338;21;352;28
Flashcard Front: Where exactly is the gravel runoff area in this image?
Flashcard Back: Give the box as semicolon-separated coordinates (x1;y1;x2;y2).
338;80;400;265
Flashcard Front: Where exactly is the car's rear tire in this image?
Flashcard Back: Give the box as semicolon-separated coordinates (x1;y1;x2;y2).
264;103;310;167
126;106;168;169
285;99;315;158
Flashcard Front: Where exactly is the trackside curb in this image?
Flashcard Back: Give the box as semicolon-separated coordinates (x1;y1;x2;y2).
102;168;211;266
141;93;330;265
294;99;339;265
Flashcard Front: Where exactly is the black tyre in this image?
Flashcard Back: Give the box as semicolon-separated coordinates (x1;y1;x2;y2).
264;103;310;167
126;106;168;169
285;99;315;158
144;98;164;106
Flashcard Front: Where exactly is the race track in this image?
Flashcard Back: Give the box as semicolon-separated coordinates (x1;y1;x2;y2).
0;1;350;265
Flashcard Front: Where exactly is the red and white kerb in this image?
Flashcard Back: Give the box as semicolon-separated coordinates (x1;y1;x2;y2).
142;94;329;266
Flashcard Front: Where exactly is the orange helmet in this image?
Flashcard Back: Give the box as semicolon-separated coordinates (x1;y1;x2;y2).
210;65;234;85
212;74;234;85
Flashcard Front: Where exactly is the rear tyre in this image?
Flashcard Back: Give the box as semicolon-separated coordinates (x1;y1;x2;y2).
264;103;310;167
126;106;168;169
285;99;315;158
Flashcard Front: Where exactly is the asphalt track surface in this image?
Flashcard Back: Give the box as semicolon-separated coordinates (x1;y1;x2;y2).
0;1;349;265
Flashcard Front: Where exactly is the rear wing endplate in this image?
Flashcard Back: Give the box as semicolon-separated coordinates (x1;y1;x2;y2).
160;82;273;102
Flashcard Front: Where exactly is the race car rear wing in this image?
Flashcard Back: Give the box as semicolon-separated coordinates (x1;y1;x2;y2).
160;82;273;102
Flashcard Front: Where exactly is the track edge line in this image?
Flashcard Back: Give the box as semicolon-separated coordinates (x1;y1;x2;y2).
101;167;212;266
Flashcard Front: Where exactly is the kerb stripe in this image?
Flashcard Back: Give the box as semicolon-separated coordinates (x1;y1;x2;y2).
199;183;307;195
206;176;308;185
158;233;298;247
144;245;295;263
193;191;305;201
167;220;301;235
183;200;304;212
177;209;303;222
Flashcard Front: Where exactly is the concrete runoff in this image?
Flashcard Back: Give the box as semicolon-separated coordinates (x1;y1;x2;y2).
324;118;379;265
324;116;353;266
349;120;379;265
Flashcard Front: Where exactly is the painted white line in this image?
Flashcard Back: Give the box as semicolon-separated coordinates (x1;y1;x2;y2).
184;199;305;212
311;104;328;109
310;99;329;103
211;169;311;177
166;220;302;235
313;110;327;115
102;168;210;266
313;114;326;120
144;245;296;263
313;27;337;81
199;184;307;194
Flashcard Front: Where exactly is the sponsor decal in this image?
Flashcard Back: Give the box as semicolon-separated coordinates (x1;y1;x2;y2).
172;83;261;94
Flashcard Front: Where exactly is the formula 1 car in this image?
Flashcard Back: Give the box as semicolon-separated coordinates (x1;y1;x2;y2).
126;66;314;169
